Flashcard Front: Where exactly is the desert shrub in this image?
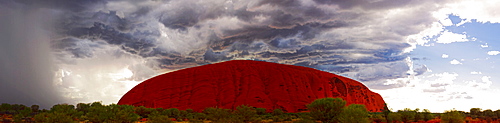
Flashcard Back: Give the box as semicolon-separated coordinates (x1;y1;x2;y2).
135;106;156;118
147;111;173;123
233;105;260;122
337;104;370;123
387;112;402;123
76;103;90;114
85;103;139;123
34;112;75;123
30;105;39;113
203;107;232;122
187;113;207;122
441;110;465;123
422;109;434;121
256;108;267;115
110;104;140;122
178;110;188;121
371;113;386;123
398;108;416;123
270;108;291;122
167;108;181;119
272;108;284;116
307;97;346;123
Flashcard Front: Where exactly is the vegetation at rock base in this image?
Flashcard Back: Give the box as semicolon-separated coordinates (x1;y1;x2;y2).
1;98;500;123
307;97;346;123
337;104;371;123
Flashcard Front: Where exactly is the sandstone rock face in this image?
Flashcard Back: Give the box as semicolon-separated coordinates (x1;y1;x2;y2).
118;60;386;112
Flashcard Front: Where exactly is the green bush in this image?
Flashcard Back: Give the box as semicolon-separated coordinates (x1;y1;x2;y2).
147;111;173;123
371;113;386;123
272;108;284;116
337;104;370;123
441;110;465;123
387;112;402;123
85;103;139;122
203;107;232;122
398;108;416;123
34;112;75;123
307;97;346;123
135;106;155;118
422;109;434;121
168;108;181;119
233;105;260;122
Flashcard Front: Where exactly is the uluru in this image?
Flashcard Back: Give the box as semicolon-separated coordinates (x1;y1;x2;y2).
118;60;386;112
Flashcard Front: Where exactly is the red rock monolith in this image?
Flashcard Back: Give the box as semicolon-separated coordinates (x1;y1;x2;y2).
118;60;386;112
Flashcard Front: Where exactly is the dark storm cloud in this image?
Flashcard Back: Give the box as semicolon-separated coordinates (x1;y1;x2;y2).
1;0;445;106
211;22;346;50
50;0;359;69
16;0;107;12
48;0;429;88
312;0;413;10
64;22;157;57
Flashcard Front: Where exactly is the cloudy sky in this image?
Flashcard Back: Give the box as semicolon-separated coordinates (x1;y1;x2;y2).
1;0;499;112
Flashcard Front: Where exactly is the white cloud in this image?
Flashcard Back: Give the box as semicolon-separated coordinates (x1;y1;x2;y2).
482;76;492;83
487;51;500;55
470;71;482;74
405;21;444;52
436;31;469;44
442;54;449;58
450;59;462;65
376;0;500;112
440;17;454;26
374;72;500;112
481;43;489;48
466;76;493;89
54;43;160;104
443;0;500;23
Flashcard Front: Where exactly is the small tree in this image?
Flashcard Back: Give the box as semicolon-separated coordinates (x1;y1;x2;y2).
13;107;33;122
256;108;267;115
382;103;391;122
168;108;181;119
414;108;422;121
337;104;370;123
85;102;108;122
31;105;40;113
441;110;465;123
484;109;495;121
495;110;500;121
398;108;416;123
422;109;433;121
234;105;260;122
34;112;75;123
203;107;232;121
76;103;90;115
134;106;154;118
148;111;173;123
272;108;284;116
271;108;286;122
371;114;386;123
307;97;346;123
470;108;481;119
387;112;402;123
109;104;140;122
